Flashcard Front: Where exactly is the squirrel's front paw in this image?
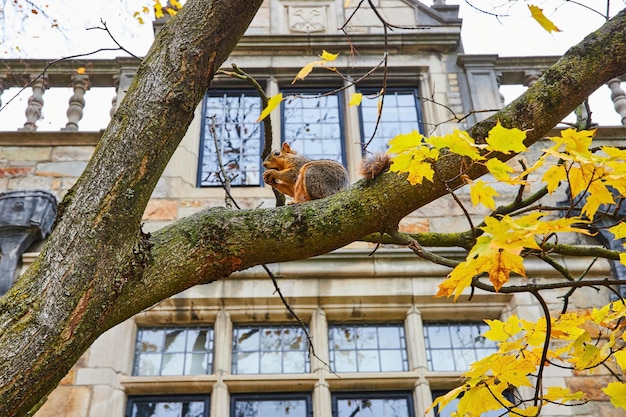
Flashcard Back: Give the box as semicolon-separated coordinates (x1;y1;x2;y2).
263;170;277;185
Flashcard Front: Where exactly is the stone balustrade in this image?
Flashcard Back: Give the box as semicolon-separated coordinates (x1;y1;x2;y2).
0;58;138;132
0;57;625;131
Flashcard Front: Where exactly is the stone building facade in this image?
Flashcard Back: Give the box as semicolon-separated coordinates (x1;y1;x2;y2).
1;1;625;416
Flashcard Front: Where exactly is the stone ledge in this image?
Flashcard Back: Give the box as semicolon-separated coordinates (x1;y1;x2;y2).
0;131;102;146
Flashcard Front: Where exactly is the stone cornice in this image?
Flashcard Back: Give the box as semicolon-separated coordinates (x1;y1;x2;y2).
231;31;462;56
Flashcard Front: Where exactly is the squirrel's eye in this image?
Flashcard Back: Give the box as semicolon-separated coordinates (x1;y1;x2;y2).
273;151;280;156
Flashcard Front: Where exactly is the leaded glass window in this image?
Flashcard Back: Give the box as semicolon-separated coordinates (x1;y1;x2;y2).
232;394;311;417
359;88;423;154
133;327;214;376
328;324;408;372
333;392;413;417
232;325;310;374
127;396;209;417
199;91;263;186
424;322;498;372
282;92;344;164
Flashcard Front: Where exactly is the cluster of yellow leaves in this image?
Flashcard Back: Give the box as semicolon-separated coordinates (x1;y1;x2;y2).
387;126;626;298
542;129;626;218
134;0;183;24
436;213;590;299
387;120;527;191
431;303;626;415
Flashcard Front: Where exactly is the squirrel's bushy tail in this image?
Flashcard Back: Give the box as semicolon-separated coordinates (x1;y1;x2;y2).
360;153;392;179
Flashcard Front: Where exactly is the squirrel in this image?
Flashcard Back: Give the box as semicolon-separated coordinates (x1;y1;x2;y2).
262;142;391;203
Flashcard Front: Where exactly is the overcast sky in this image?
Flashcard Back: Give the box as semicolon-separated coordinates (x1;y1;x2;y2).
0;0;623;130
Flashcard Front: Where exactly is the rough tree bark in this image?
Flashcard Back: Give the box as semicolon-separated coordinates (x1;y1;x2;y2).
0;2;625;416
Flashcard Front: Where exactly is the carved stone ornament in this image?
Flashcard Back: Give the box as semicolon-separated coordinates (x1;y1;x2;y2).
0;190;57;295
288;6;327;33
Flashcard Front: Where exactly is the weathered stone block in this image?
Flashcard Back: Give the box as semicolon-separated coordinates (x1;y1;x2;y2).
51;146;96;162
33;386;90;417
0;167;34;177
36;162;87;177
0;147;51;162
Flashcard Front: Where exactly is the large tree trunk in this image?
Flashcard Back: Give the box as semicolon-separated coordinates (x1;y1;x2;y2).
0;2;625;416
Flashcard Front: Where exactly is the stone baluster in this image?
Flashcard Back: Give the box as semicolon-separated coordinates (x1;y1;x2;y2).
0;77;5;109
62;73;90;131
523;70;541;87
495;72;505;107
608;77;626;125
18;75;47;131
110;74;120;118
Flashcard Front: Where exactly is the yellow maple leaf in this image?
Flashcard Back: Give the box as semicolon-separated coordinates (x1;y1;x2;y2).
319;50;339;61
75;67;86;75
485;121;527;154
470;180;499;210
154;0;164;19
388;130;425;154
292;61;322;84
405;161;435;185
426;129;484;161
542;164;567;194
388;136;438;185
544;386;585;404
528;4;561;33
603;382;626;409
292;51;339;84
348;92;362;107
435;260;479;300
170;0;183;9
256;93;283;122
485;158;510;180
621;253;626;268
488;250;525;291
570;343;602;370
484;316;523;342
491;355;535;387
457;384;511;416
609;222;626;240
426;385;466;416
614;350;626;372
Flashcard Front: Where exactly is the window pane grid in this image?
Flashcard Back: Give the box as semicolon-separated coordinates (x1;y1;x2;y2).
424;322;498;372
359;89;422;154
232;395;310;417
232;325;310;374
329;324;408;372
333;392;413;417
199;91;262;187
133;327;214;376
282;92;344;163
128;396;209;417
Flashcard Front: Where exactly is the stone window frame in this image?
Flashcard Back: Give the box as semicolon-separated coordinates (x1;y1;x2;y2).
196;79;426;189
132;326;215;376
197;89;264;187
123;299;510;417
423;321;498;372
126;394;210;417
357;87;425;155
230;392;313;417
331;391;415;417
231;324;311;375
327;322;409;373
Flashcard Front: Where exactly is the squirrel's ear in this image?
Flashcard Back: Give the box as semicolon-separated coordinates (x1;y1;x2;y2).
282;143;292;152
